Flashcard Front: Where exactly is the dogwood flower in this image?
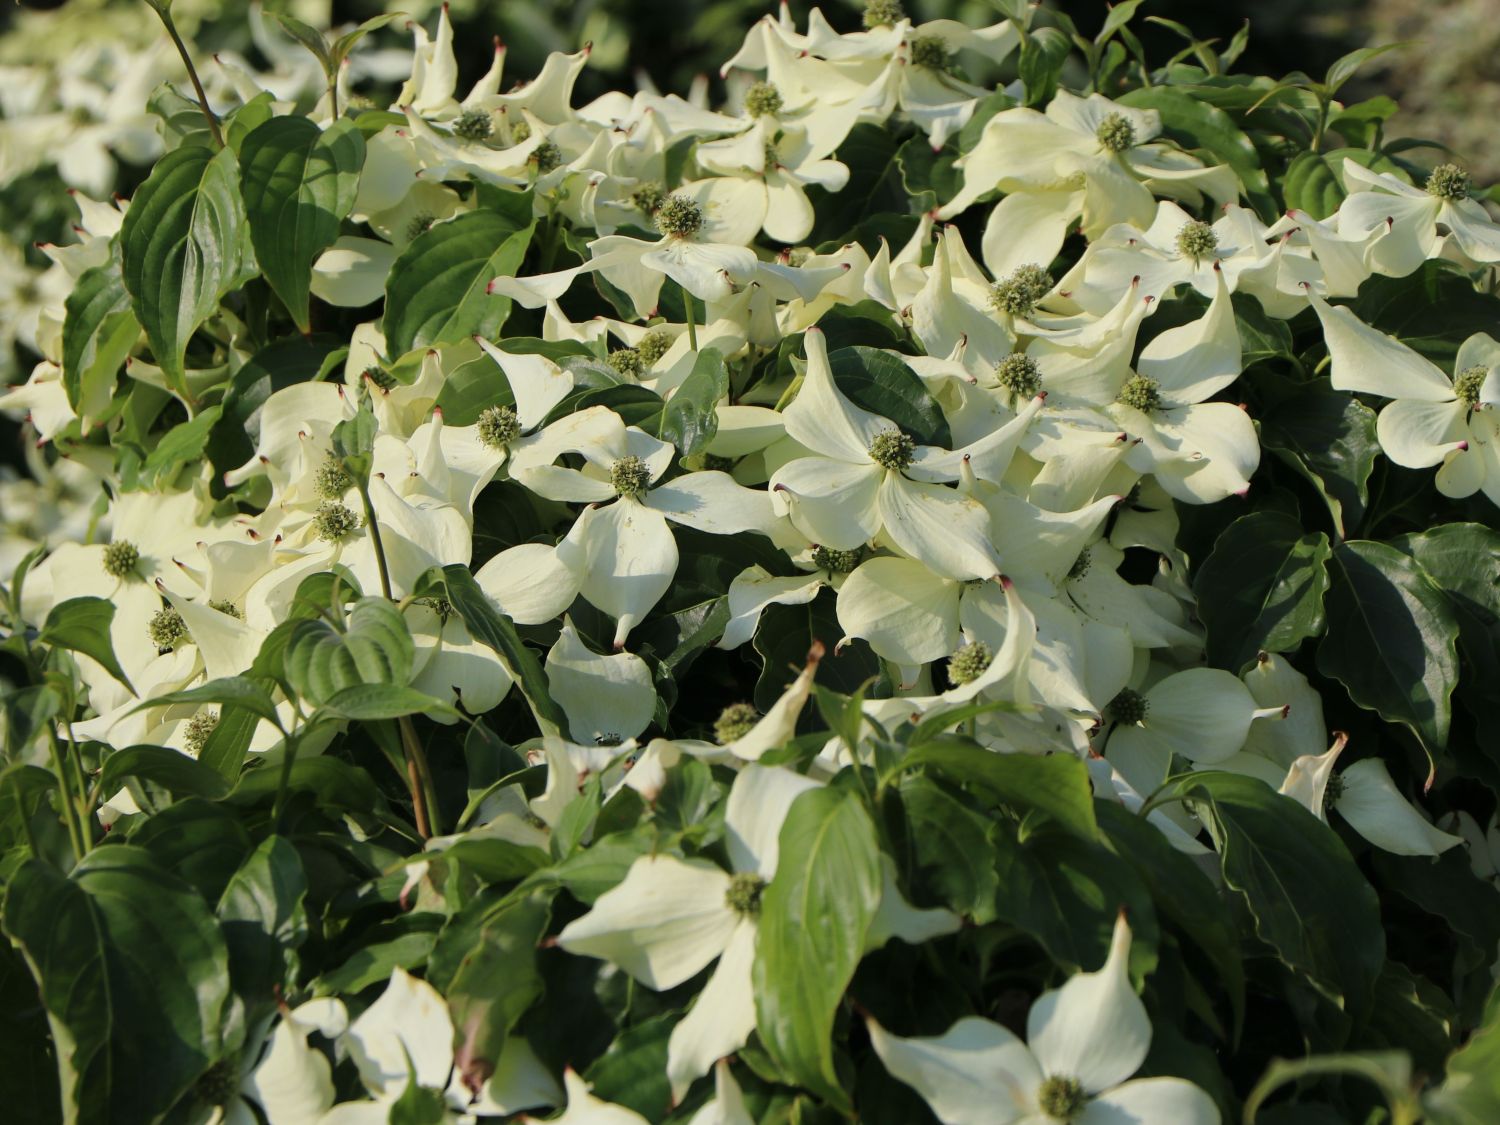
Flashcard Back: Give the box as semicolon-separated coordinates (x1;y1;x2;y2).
1336;159;1500;274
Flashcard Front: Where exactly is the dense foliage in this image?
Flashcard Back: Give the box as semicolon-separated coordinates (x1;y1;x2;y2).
3;1;1500;1123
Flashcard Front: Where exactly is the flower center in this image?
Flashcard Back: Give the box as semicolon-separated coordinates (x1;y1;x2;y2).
812;545;861;574
1323;771;1346;808
908;36;953;72
510;120;533;144
744;81;784;118
315;501;361;542
1096;112;1136;154
184;710;219;755
608;347;646;380
868;428;916;470
1175;220;1218;263
610;455;652;498
637;329;674;365
1426;162;1470;201
995;353;1042;399
148;606;189;652
530;139;562;174
655;194;704;239
715;702;760;744
1108;687;1149;726
863;0;905;28
631;181;665;216
947;642;993;687
1454;365;1487;408
763;140;781;171
990;263;1053;317
1037;1074;1088;1120
725;871;767;917
102;540;140;579
315;453;352;500
478;405;521;450
452;107;493;142
1116;374;1164;415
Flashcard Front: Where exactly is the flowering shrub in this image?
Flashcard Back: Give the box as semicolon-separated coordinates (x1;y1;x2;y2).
3;1;1500;1122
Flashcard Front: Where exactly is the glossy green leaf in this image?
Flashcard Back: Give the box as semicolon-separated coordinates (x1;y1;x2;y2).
656;346;727;455
217;836;308;1028
284;596;413;707
98;745;231;800
1261;389;1379;537
318;683;459;721
39;597;133;694
828;346;951;448
132;675;282;725
139;405;223;488
61;259;137;416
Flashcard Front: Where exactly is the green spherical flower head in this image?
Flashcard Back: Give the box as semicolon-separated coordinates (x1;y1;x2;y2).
1095;111;1137;154
715;701;760;745
610;455;652;499
868;428;916;470
637;329;673;365
194;1058;239;1107
364;364;398;391
655;194;704;239
315;453;352;500
908;35;953;72
1067;547;1092;581
812;545;861;574
210;599;243;619
1455;365;1487;408
1037;1074;1087;1120
863;0;905;28
406;212;435;241
990;263;1053;317
725;871;767;917
510;120;533;144
1108;687;1149;725
1116;374;1164;415
995;353;1042;398
148;606;188;651
763;140;781;171
607;347;646;380
1426;162;1471;201
631;180;665;215
1322;771;1346;809
452;107;493;142
478;404;522;450
102;539;140;579
184;710;219;756
531;138;562;174
947;642;992;687
315;501;361;542
1175;220;1218;263
744;81;783;118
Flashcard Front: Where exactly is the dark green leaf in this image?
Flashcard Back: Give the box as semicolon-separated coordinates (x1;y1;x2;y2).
132;676;281;725
40;597;133;693
217;836;308;1025
284;597;413;706
657;347;727;456
1261;389;1379;537
139;405;224;488
99;745;231;800
754;591;880;713
318;683;459;721
828;346;951;448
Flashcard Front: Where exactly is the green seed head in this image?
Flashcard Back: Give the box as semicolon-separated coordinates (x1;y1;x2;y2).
725;871;767;917
990;263;1053;317
947;642;993;687
863;0;905;28
315;453;352;500
1037;1074;1088;1120
812;545;861;574
631;180;666;215
209;599;243;619
1066;548;1091;582
908;35;953;72
868;428;916;471
1426;163;1471;201
184;710;219;755
532;139;563;175
655;194;704;239
510;119;532;144
763;139;781;171
1455;365;1488;408
148;606;188;651
1108;687;1149;726
478;405;522;450
102;540;140;579
994;353;1042;399
610;455;652;499
1175;220;1218;262
314;501;360;542
637;329;674;365
607;347;646;380
744;81;783;118
1095;112;1137;154
1323;771;1346;807
715;701;760;745
406;212;435;241
453;107;493;142
1116;374;1164;415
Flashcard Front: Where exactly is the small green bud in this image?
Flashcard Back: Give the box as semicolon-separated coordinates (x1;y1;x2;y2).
406;213;436;241
184;710;219;755
908;36;953;72
1426;163;1470;201
314;501;360;542
863;0;905;28
315;453;352;500
990;263;1053;317
947;642;992;687
1455;365;1487;408
631;180;665;215
725;871;767;917
1095;112;1136;154
1175;220;1218;263
715;701;760;745
607;347;646;380
811;545;861;574
1037;1074;1088;1120
452;107;493;142
637;329;673;365
510;119;533;144
102;540;140;579
1108;687;1149;725
994;353;1042;399
868;428;916;471
478;405;522;450
655;194;704;239
531;138;562;174
148;606;188;651
610;455;652;499
209;599;243;619
1116;374;1164;415
744;81;784;118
